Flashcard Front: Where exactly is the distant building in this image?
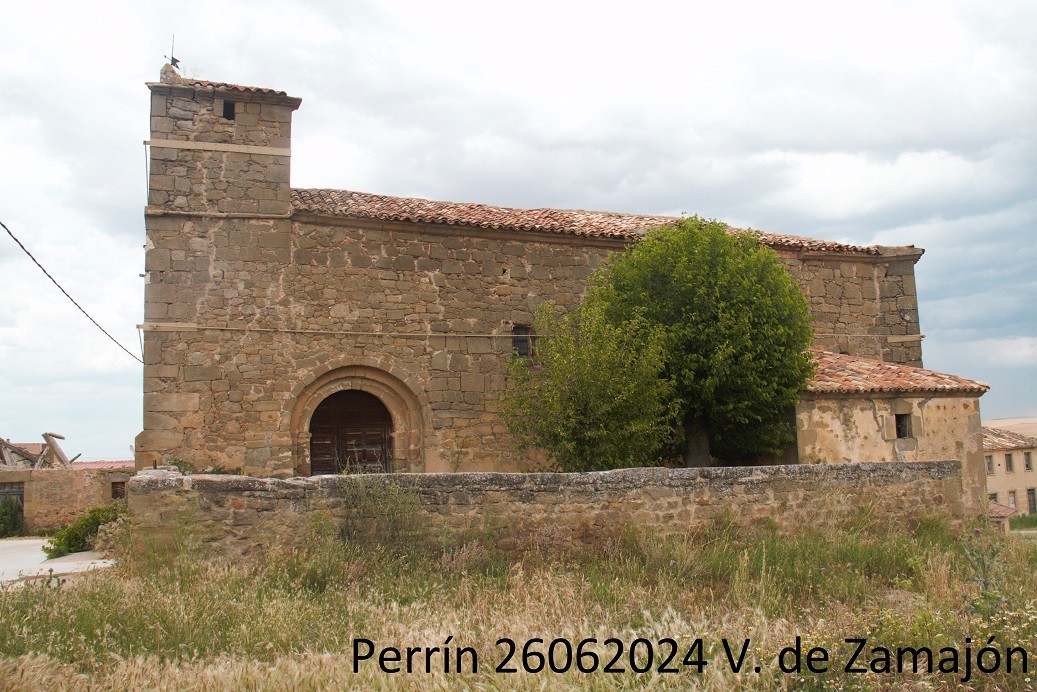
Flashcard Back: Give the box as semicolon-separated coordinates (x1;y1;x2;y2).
0;433;73;469
983;426;1037;514
0;432;133;532
987;417;1037;438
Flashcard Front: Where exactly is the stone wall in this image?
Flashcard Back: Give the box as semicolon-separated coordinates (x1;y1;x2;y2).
0;468;130;533
138;212;925;476
127;461;967;558
779;249;924;367
796;395;985;515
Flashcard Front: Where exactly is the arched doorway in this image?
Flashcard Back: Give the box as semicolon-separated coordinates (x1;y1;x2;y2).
308;390;393;475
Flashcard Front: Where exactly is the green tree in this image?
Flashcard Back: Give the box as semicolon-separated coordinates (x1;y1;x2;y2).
593;216;815;463
502;301;680;472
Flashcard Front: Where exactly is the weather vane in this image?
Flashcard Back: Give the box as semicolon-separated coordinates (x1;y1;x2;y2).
164;35;180;69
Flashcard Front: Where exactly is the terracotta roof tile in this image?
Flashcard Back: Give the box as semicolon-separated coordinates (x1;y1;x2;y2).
982;427;1037;452
291;188;881;254
180;78;292;98
806;351;990;395
71;460;135;471
988;501;1017;519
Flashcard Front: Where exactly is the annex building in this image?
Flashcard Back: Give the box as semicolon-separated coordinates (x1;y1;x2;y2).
134;66;989;511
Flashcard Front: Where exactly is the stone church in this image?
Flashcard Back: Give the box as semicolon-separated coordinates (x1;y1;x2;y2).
134;67;988;509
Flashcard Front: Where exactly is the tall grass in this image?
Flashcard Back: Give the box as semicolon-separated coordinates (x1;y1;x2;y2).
2;503;1036;689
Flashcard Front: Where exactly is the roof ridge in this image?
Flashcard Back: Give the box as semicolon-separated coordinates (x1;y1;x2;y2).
290;188;882;254
174;77;293;97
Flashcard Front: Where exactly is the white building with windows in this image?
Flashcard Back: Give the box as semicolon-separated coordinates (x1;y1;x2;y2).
983;426;1037;514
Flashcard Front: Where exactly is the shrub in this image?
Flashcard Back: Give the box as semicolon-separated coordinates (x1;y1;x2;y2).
0;498;24;538
503;301;680;471
44;501;126;559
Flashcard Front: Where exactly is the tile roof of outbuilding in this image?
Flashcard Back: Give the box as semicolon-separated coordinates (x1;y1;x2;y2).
291;188;883;254
982;427;1037;452
807;351;990;395
71;460;135;471
988;501;1017;519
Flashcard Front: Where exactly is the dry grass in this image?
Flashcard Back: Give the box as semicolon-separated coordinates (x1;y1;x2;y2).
2;509;1037;690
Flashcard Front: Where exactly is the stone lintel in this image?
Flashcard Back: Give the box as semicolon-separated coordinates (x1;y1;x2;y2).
145;139;290;157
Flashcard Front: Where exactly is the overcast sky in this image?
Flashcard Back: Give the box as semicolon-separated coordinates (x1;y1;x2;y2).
1;0;1034;459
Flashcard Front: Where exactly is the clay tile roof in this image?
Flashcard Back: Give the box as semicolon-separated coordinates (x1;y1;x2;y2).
988;501;1017;520
291;188;881;254
806;351;990;395
180;78;292;97
982;427;1037;452
71;460;135;471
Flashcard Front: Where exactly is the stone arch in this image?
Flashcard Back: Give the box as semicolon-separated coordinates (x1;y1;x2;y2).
290;363;428;475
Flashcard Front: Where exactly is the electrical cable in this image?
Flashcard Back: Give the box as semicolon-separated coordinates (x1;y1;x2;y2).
1;219;144;364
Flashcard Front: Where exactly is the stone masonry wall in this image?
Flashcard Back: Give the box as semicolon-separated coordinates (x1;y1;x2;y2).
796;395;985;515
147;81;297;215
138;213;925;476
0;468;129;533
779;249;923;367
127;461;967;558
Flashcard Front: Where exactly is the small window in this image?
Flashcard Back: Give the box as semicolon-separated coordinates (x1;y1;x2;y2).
1006;453;1015;473
1009;491;1017;509
894;413;913;439
1028;488;1036;514
222;99;236;121
512;325;534;358
989;492;998;504
111;481;126;500
985;455;994;475
1026;452;1033;471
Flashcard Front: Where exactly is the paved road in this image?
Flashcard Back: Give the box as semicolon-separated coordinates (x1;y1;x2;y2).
0;538;114;584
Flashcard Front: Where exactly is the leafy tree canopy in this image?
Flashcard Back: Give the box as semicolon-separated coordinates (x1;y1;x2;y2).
592;216;815;461
502;301;680;472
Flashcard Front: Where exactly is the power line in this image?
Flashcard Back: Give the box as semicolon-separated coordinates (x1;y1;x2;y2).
1;219;144;364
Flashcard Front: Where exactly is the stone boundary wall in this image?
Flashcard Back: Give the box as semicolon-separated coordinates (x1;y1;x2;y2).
0;468;131;533
128;461;967;556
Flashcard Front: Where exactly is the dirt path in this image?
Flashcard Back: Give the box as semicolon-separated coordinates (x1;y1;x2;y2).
0;538;113;584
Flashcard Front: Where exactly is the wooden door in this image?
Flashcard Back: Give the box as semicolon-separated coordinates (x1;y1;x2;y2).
309;390;393;475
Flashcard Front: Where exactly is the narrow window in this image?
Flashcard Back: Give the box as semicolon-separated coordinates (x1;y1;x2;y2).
985;455;994;475
0;482;24;526
894;413;913;439
1009;491;1017;509
111;481;126;500
1006;453;1015;473
989;492;998;504
1026;451;1033;471
512;325;534;358
1028;488;1036;514
222;99;236;121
